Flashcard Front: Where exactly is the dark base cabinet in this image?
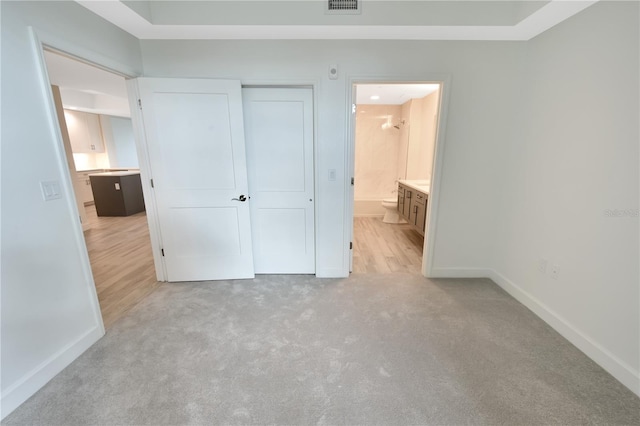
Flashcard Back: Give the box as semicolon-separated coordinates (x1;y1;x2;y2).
397;182;427;236
89;172;145;217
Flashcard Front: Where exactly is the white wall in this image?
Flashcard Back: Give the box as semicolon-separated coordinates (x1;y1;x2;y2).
405;91;440;181
354;104;401;201
0;1;142;418
397;100;411;180
101;115;139;169
492;1;639;395
140;39;523;276
2;1;637;419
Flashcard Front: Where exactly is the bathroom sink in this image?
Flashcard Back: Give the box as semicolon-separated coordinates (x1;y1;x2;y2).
398;179;430;194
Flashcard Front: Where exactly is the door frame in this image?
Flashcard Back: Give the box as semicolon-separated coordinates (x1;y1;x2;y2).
241;85;317;274
29;27;143;331
129;80;320;280
345;75;452;277
125;80;167;281
241;80;320;276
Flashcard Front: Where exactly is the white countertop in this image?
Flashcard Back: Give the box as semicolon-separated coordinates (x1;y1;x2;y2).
77;168;140;173
89;171;141;177
399;179;430;194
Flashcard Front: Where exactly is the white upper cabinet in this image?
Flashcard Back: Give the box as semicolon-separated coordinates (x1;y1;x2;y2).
64;109;105;153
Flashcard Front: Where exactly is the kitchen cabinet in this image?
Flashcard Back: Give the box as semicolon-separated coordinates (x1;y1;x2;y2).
64;109;105;153
397;182;428;236
76;171;97;204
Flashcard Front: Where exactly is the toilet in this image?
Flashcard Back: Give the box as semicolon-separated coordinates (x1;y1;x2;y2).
381;198;404;224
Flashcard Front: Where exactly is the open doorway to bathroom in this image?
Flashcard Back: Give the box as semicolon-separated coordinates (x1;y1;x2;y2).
351;83;441;274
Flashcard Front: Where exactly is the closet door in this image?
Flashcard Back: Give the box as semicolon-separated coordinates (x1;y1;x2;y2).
135;78;254;281
243;88;315;273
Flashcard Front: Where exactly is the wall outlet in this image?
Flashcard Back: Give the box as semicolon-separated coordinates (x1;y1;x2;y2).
550;264;559;280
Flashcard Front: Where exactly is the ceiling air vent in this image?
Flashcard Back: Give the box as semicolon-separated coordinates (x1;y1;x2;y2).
327;0;361;15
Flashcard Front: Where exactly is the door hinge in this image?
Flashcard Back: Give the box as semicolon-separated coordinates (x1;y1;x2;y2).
161;248;165;256
350;241;353;250
351;177;354;185
79;215;82;224
138;99;142;109
150;179;154;188
352;104;356;114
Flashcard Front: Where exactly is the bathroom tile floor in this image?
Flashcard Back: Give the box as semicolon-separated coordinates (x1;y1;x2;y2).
352;217;424;274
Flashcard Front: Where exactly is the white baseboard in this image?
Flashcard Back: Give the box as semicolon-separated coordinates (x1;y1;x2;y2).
426;266;639;397
487;269;640;398
1;326;104;420
428;267;493;278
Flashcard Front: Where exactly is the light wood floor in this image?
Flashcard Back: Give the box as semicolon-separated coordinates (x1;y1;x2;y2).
83;211;420;326
83;204;160;329
352;216;424;274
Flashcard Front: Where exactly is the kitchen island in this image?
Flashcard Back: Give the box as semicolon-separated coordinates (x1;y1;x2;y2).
89;171;145;217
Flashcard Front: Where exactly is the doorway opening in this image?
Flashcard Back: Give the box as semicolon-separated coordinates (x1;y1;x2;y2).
350;83;442;274
43;49;158;328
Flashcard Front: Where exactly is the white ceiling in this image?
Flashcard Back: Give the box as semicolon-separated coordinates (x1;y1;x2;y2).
44;50;131;117
356;84;439;105
76;0;598;41
45;1;599;117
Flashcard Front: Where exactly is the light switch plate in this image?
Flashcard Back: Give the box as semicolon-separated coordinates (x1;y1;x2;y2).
40;180;62;201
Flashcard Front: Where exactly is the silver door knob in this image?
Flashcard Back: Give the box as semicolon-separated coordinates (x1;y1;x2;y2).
231;195;247;202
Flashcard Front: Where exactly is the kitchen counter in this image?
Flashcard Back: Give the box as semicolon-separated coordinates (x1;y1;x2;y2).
76;168;140;173
398;179;430;194
89;171;141;177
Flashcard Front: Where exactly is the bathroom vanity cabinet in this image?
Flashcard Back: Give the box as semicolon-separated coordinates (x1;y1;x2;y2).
397;182;428;236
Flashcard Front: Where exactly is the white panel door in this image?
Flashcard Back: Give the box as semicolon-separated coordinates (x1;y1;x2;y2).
243;88;315;273
137;78;254;281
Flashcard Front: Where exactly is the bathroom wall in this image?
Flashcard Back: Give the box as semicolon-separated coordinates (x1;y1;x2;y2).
405;90;440;181
354;104;402;216
397;100;411;180
354;90;440;217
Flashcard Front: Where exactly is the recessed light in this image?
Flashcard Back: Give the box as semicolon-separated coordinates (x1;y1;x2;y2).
370;95;380;100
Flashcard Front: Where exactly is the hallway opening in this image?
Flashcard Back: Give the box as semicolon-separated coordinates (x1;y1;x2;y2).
43;49;158;328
